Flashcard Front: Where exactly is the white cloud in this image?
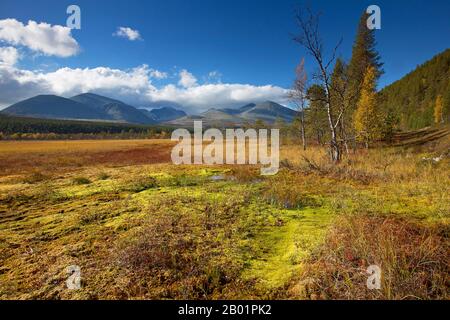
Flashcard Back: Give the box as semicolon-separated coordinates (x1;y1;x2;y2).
149;69;167;79
148;83;287;112
0;64;288;112
0;46;20;66
113;27;142;41
178;69;197;88
0;64;155;107
0;19;79;57
205;70;222;83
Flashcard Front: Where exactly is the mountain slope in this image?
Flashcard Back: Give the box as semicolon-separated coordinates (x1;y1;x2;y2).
168;101;297;127
70;93;122;110
379;48;450;129
1;95;107;120
70;93;155;124
144;107;186;122
201;109;243;121
239;101;298;123
101;102;156;124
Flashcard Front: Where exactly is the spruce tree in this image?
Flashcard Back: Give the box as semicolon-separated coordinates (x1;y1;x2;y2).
330;58;347;109
346;12;383;114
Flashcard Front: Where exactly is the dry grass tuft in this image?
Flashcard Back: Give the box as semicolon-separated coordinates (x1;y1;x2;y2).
288;215;449;300
72;177;92;185
114;210;245;299
22;171;50;184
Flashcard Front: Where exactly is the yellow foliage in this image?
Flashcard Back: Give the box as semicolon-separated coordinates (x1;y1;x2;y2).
353;65;382;146
434;95;444;124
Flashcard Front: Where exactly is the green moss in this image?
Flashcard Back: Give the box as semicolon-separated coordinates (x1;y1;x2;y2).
241;206;334;289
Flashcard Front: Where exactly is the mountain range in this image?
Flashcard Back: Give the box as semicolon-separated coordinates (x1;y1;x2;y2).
0;93;297;126
1;93;186;125
168;101;298;127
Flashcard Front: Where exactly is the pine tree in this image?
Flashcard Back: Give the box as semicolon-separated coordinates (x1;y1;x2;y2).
330;58;347;109
353;66;381;148
434;95;444;124
346;12;383;115
380;107;398;142
306;84;328;145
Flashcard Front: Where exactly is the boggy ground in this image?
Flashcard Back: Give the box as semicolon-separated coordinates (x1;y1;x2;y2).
0;136;448;299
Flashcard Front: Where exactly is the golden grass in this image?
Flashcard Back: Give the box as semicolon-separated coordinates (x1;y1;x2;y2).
0;139;174;154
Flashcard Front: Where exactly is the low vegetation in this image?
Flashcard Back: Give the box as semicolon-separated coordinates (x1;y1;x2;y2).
0;130;448;299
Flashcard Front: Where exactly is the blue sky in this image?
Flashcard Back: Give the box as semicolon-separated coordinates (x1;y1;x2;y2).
0;0;449;111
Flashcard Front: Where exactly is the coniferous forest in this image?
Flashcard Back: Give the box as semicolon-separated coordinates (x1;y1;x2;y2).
379;49;450;130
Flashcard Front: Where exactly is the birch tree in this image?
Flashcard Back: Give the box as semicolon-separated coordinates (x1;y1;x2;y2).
293;8;343;162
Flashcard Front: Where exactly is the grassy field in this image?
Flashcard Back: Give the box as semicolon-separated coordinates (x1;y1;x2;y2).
0;132;448;299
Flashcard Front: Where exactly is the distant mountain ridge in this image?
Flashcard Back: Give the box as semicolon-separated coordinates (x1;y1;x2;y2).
71;93;156;124
1;93;295;126
1;95;107;121
1;93;187;125
143;106;187;122
168;101;297;127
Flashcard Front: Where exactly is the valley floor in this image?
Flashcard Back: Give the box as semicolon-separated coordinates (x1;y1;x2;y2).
0;136;448;299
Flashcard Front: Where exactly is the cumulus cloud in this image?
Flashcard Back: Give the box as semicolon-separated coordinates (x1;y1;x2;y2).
0;46;20;66
0;64;288;112
0;19;79;57
148;83;287;112
113;27;142;41
0;66;51;105
149;69;167;79
178;69;197;88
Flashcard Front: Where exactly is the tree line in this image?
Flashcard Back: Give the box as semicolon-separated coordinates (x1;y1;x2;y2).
0;114;172;140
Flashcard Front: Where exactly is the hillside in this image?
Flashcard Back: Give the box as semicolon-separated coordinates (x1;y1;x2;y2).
239;101;297;123
389;126;450;155
71;93;156;124
379;48;450;129
1;95;107;121
168;101;297;127
141;106;187;122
